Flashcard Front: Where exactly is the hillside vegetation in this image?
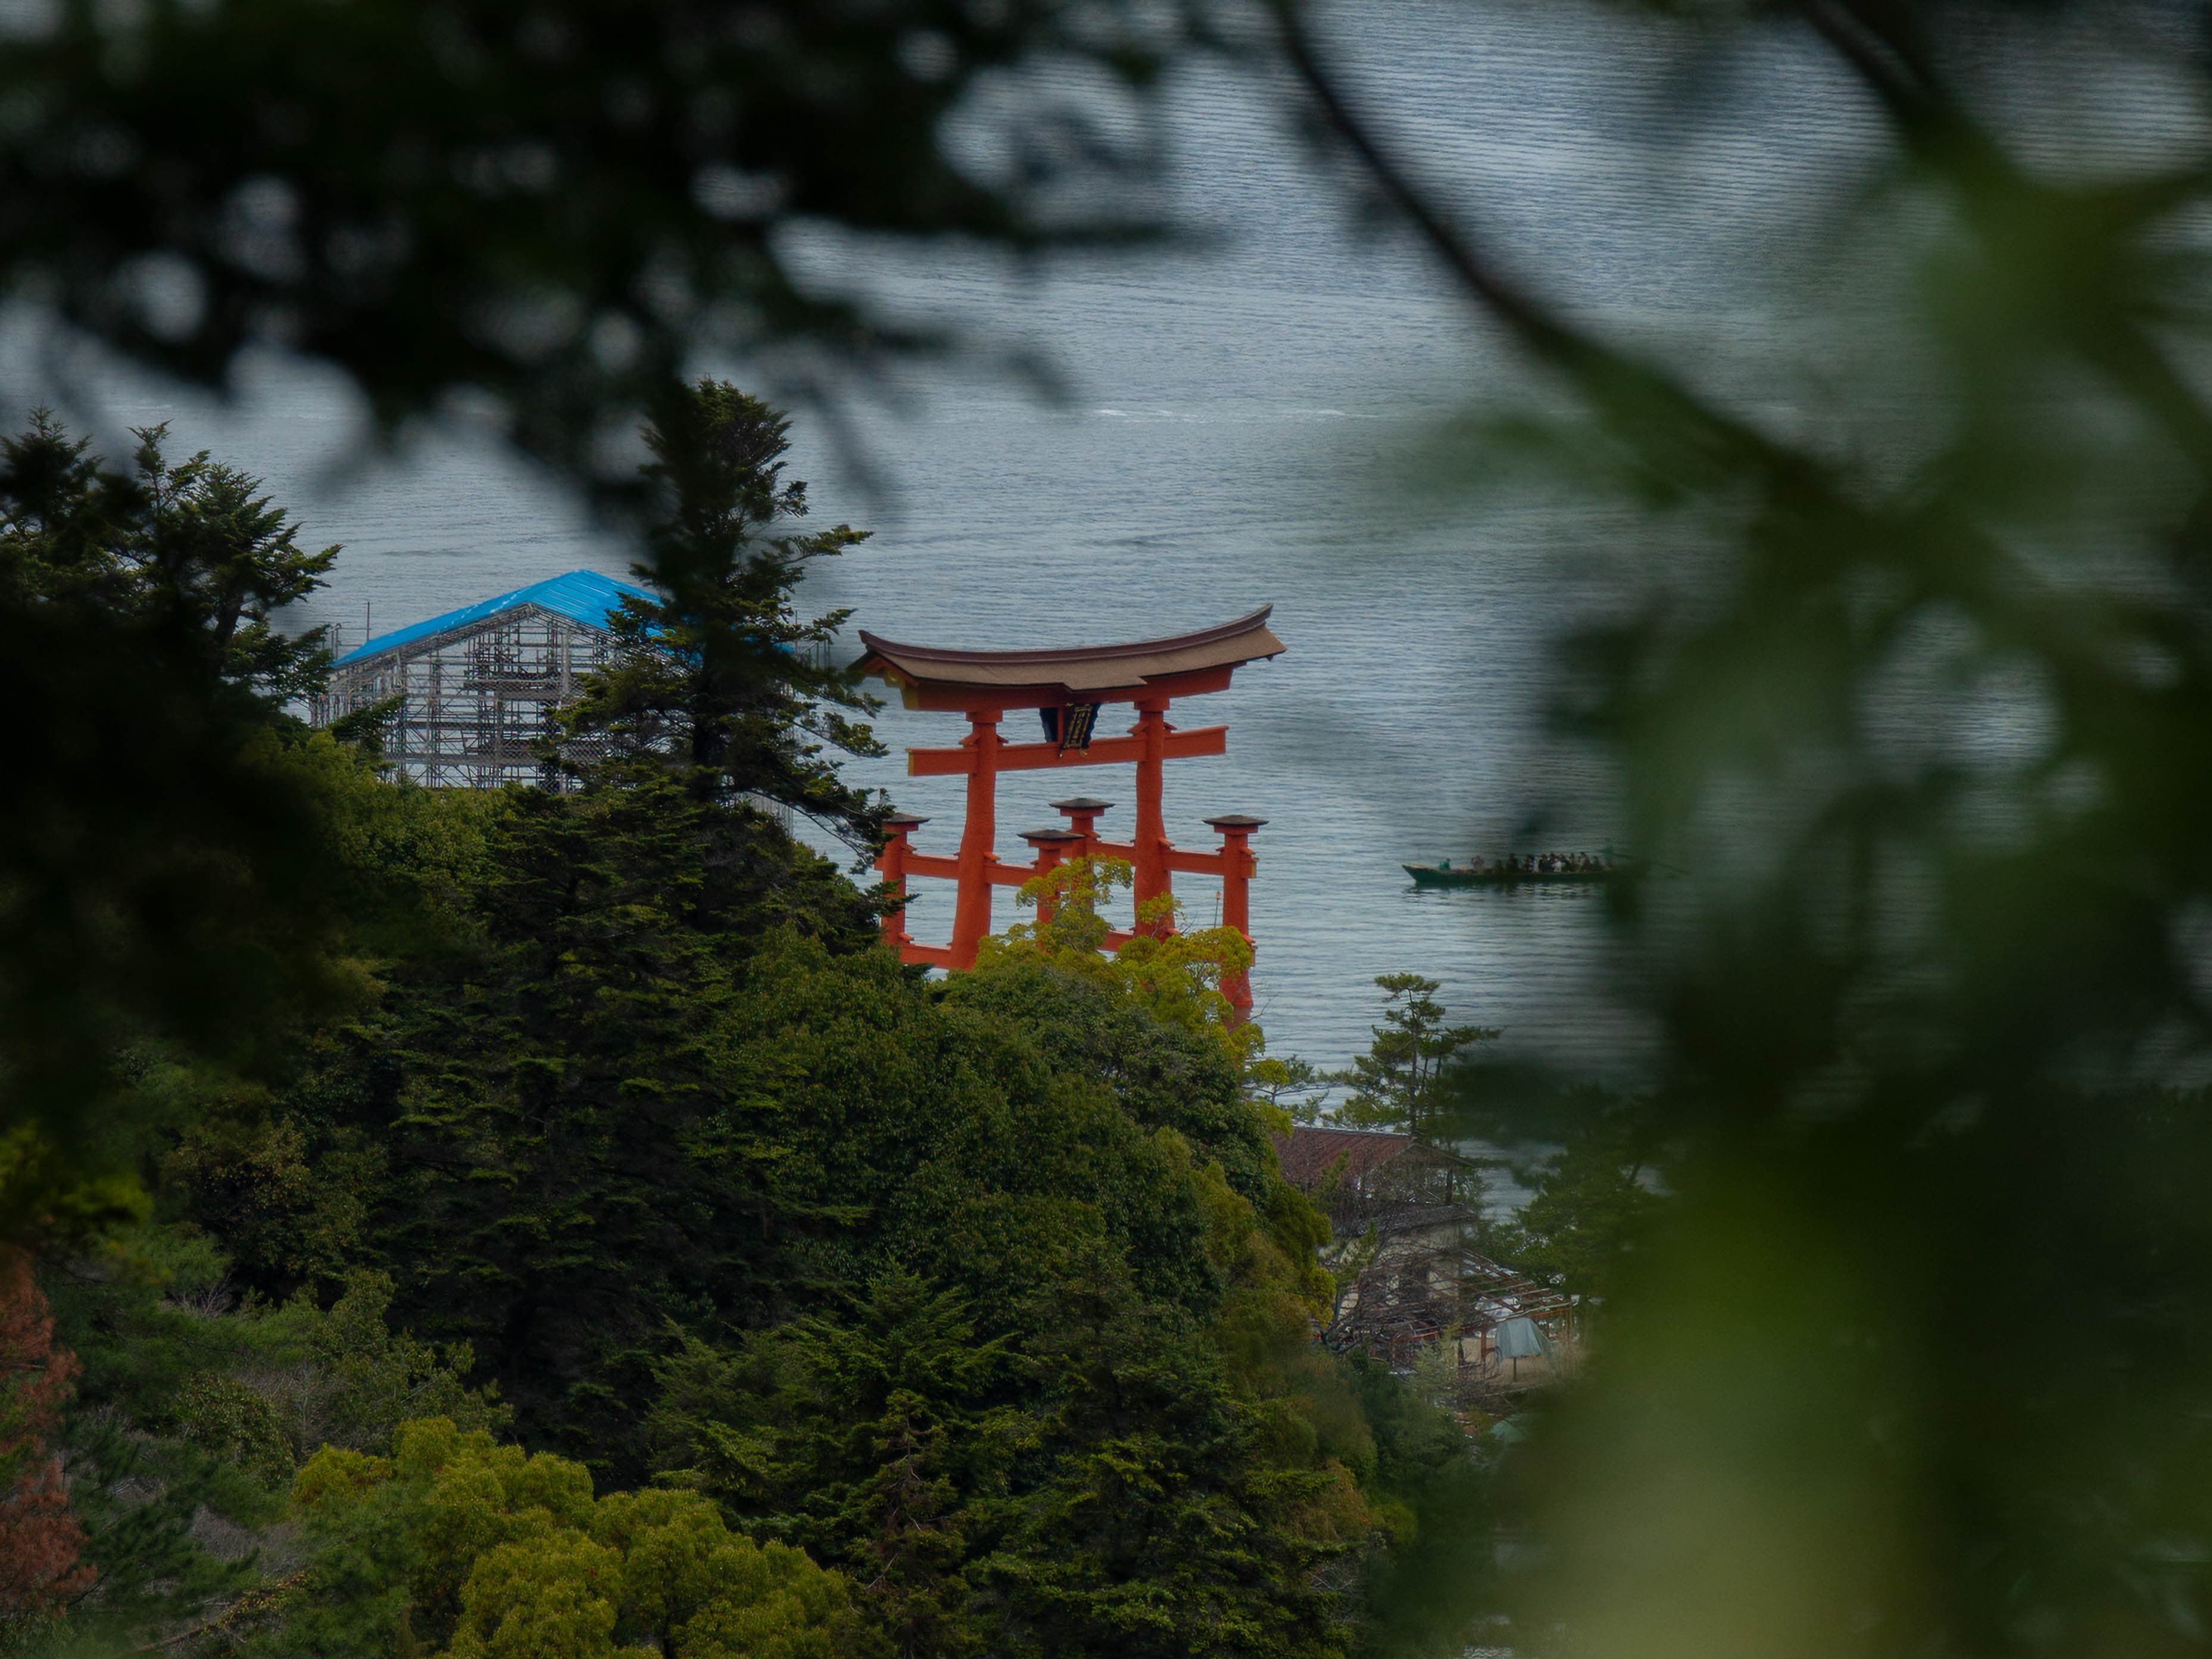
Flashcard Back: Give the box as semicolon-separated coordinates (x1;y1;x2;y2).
0;392;1487;1659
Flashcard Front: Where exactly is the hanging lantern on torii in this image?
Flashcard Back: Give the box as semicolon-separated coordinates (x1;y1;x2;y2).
856;607;1286;1017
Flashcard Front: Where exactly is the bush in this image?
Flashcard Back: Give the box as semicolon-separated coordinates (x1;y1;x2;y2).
275;1418;866;1658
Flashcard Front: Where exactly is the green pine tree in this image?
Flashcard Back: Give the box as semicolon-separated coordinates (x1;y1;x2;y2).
363;775;875;1477
564;381;886;846
651;1273;1018;1659
0;411;342;1246
2;411;338;706
1331;975;1497;1139
127;423;339;708
1491;1123;1663;1305
980;1263;1354;1659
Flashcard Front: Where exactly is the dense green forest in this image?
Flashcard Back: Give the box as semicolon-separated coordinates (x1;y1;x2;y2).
0;391;1540;1658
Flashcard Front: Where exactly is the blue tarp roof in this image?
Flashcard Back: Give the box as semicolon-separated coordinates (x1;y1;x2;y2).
334;569;656;667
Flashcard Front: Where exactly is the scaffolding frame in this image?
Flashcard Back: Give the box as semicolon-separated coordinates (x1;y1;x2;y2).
313;604;617;788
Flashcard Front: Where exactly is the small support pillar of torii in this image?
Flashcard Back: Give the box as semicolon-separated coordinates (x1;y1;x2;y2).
857;607;1286;1018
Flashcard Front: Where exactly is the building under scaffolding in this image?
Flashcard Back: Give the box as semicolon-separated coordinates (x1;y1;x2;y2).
313;570;653;787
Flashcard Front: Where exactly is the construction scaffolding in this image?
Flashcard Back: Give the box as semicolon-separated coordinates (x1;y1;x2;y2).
312;570;651;788
1274;1124;1578;1395
1323;1231;1575;1382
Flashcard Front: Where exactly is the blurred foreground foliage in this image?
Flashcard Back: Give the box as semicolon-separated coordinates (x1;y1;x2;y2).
1266;0;2212;1652
0;0;1209;496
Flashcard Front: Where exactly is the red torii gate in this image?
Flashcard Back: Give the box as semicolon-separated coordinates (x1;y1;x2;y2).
856;607;1286;1016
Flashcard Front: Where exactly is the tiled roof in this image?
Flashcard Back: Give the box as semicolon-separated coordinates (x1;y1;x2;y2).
1273;1125;1419;1189
333;569;654;667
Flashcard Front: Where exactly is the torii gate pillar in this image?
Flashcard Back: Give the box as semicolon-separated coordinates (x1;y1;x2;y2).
951;709;1002;964
1132;698;1171;923
856;609;1287;1015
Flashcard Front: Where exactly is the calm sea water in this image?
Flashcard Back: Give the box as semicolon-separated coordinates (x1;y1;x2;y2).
20;1;1921;1074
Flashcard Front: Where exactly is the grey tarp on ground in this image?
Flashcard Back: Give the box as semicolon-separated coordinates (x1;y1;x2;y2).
1493;1316;1554;1363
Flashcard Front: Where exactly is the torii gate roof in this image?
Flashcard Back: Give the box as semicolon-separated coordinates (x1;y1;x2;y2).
857;605;1285;710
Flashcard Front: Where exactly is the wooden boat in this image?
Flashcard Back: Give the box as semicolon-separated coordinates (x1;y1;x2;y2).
1402;859;1621;888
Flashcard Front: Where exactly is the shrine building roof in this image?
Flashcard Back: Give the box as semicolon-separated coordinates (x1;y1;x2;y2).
1272;1127;1474;1190
857;606;1285;710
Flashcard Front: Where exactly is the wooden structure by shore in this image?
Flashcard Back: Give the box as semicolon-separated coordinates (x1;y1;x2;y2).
857;609;1284;1013
1274;1124;1575;1389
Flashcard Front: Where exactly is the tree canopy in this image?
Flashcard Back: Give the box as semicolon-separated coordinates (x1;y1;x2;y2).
561;380;886;842
1330;975;1496;1140
0;410;1490;1654
0;413;345;1250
